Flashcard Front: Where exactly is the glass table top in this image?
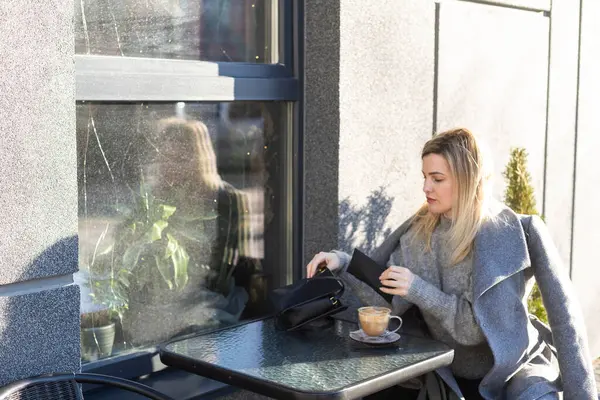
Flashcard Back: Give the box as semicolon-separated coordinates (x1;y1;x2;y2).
161;318;453;398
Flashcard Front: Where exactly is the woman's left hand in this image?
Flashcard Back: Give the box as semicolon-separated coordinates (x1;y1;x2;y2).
379;266;416;297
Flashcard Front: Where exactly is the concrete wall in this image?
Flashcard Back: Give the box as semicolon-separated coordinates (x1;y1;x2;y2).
544;0;580;265
437;2;549;212
304;0;599;357
0;0;79;385
338;0;435;253
303;0;341;264
571;0;600;357
304;0;435;258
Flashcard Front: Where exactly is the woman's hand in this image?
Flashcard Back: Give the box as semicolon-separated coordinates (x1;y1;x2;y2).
379;266;416;296
306;252;341;278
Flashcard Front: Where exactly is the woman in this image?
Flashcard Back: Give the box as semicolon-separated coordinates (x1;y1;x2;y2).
306;129;597;399
122;118;254;345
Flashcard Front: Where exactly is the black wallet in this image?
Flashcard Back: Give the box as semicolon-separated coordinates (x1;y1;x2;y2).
347;249;393;303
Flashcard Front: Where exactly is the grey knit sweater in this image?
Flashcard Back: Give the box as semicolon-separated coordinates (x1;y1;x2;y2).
335;218;494;379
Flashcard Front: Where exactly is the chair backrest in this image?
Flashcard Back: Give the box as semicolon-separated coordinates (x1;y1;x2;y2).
1;379;82;400
0;373;174;400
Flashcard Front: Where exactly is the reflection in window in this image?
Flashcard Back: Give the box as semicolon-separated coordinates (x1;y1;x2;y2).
75;0;274;62
76;102;285;362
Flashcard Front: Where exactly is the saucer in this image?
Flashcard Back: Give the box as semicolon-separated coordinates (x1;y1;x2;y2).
349;329;400;345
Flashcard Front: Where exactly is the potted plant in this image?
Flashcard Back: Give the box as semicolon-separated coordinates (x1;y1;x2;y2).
503;147;548;324
88;179;250;346
81;249;130;360
80;309;116;361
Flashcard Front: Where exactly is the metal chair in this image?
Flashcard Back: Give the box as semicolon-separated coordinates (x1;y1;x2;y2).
0;372;175;400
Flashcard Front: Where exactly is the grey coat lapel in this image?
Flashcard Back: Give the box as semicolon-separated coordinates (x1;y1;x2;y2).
471;209;537;398
472;209;530;301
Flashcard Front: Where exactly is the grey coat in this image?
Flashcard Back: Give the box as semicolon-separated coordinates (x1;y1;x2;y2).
358;207;597;399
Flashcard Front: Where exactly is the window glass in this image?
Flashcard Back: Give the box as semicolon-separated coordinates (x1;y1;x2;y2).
76;101;286;362
75;0;275;62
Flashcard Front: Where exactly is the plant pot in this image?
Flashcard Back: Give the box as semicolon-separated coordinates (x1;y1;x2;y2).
81;322;116;361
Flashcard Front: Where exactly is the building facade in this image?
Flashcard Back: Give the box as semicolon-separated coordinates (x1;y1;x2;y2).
0;0;598;396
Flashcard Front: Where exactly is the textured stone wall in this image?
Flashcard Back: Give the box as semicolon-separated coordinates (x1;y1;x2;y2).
0;0;79;385
571;0;600;357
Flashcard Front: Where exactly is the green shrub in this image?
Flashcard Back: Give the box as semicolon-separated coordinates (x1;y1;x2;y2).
502;148;548;324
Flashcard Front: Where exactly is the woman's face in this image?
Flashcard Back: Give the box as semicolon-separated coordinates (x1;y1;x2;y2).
422;153;455;217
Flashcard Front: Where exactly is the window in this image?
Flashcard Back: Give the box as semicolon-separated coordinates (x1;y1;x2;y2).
75;0;300;369
76;0;276;62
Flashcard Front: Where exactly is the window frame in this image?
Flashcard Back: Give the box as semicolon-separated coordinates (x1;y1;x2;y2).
75;57;298;101
440;0;550;14
77;0;304;390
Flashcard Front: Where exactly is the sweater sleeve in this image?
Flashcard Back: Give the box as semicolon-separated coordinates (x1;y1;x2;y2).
525;216;597;399
331;250;352;274
403;274;487;346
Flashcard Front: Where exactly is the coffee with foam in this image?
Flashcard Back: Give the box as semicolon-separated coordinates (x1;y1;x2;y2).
358;306;402;337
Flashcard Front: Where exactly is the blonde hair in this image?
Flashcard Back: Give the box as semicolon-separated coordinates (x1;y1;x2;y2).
412;128;493;265
154;118;223;191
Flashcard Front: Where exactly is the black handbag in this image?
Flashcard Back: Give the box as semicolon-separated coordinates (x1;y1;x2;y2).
270;272;347;331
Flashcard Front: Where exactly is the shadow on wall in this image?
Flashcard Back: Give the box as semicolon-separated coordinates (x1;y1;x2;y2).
338;187;394;254
23;236;78;281
0;235;80;386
